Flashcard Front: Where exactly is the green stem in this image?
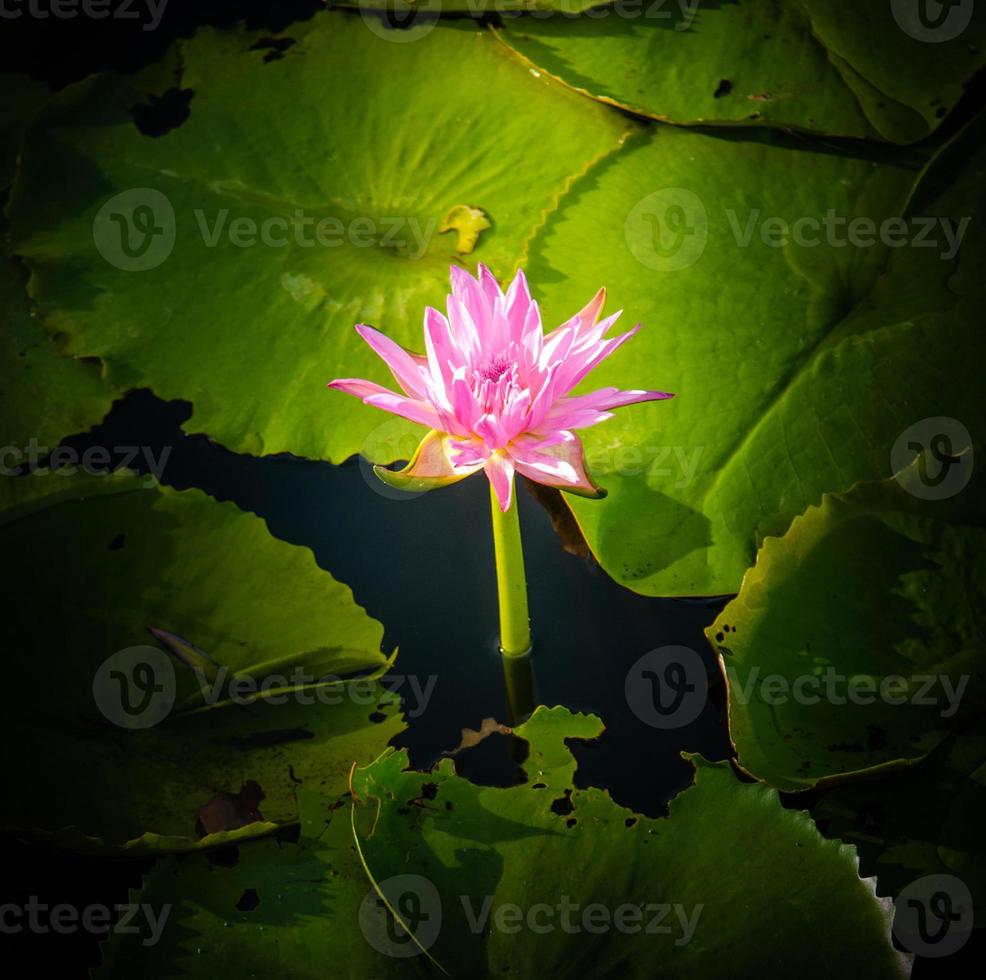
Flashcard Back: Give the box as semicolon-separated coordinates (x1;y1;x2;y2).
489;481;532;658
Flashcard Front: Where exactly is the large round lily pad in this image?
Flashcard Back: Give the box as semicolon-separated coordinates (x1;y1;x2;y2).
7;12;632;464
525;109;986;595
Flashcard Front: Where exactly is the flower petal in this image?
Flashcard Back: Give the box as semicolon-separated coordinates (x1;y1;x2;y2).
449;267;493;353
510;432;606;499
542;286;606;349
330;377;451;432
327;377;397;400
354;324;428;398
546;387;674;430
373;429;483;494
484;452;515;511
503;268;533;345
361;391;444;429
475;412;510;450
477;263;504;311
555;323;643;397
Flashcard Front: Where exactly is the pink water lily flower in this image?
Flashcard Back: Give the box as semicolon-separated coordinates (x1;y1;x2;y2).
328;265;673;511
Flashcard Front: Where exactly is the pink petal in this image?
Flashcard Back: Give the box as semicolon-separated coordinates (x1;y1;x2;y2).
424;307;461;401
509;432;604;498
477;264;504;310
520;300;543;365
450;372;481;430
555;323;642;397
361;391;444;430
484;452;515;511
449;436;490;468
449;267;494;351
574;287;606;333
330;377;453;431
542;287;606;349
446;293;481;362
567;309;624;358
499;387;532;441
327;378;396;400
537;322;577;374
503;269;533;345
475;412;510;450
354;324;427;398
546;387;674;430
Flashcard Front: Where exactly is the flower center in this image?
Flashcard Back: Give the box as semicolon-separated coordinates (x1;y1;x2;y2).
477;353;512;383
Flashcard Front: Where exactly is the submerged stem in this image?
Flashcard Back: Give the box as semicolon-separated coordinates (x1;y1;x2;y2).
489;482;532;658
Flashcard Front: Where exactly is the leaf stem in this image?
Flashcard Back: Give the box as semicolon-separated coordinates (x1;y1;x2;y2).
489;482;532;658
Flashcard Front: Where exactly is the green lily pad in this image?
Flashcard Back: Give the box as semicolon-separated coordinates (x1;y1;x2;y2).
709;450;984;791
0;470;403;852
525;107;986;596
93;792;413;978
6;12;632;464
496;0;986;142
350;705;907;979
